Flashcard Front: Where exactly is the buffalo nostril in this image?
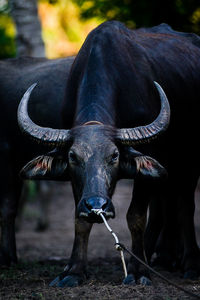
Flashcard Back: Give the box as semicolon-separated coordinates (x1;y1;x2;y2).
85;197;107;211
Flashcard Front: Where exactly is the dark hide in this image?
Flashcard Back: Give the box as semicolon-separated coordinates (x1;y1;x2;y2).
18;21;200;286
0;56;74;265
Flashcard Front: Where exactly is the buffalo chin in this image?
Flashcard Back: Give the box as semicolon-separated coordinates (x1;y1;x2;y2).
78;211;115;223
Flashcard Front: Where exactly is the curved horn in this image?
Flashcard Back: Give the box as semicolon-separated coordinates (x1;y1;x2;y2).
116;81;170;145
17;83;71;146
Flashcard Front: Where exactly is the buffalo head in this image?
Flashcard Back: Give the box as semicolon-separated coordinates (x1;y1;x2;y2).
18;82;170;223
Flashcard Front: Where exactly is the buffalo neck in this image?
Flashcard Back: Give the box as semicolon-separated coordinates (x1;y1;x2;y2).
68;35;117;127
74;74;116;127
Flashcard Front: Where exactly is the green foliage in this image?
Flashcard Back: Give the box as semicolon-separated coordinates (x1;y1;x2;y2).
0;26;16;58
0;1;16;59
73;0;200;33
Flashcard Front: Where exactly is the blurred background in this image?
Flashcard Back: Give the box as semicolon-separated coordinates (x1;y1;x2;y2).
0;0;200;59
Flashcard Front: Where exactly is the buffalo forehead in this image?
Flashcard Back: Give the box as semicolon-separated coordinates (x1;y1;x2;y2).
72;139;116;160
71;126;116;158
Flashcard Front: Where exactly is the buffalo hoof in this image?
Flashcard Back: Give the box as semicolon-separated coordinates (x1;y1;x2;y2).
49;273;84;287
123;274;136;285
138;275;152;286
123;274;152;286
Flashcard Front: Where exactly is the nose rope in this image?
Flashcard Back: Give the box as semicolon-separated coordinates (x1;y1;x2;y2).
92;208;200;299
92;208;127;278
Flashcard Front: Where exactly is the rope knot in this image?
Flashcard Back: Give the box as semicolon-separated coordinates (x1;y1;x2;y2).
115;243;122;251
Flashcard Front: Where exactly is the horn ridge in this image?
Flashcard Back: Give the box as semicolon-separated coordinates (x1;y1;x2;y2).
17;83;70;146
117;81;170;145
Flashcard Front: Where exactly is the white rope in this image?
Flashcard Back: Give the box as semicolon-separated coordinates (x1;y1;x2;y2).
92;209;128;278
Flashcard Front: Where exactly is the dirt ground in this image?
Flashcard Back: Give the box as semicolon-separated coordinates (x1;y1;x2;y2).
1;180;200;300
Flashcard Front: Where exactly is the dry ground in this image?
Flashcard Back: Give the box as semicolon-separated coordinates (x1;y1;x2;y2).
1;180;200;299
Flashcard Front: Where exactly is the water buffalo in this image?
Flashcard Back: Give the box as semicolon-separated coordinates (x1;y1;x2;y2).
9;20;200;286
17;21;173;287
0;56;74;265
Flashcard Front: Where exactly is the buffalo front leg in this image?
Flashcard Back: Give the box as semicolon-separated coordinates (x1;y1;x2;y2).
124;180;152;286
144;195;164;265
0;212;17;266
0;152;22;266
50;218;92;287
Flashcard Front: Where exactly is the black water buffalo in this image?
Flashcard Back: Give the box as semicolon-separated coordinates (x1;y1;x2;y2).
0;56;74;264
9;20;200;286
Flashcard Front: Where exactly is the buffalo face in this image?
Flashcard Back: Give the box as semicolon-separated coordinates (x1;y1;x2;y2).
20;125;167;223
68;126;118;222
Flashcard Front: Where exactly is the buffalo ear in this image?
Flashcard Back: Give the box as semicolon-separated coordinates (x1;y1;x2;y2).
134;155;167;178
20;154;69;181
119;146;167;179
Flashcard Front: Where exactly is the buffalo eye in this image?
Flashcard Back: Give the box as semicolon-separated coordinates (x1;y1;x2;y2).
109;150;119;165
68;150;78;164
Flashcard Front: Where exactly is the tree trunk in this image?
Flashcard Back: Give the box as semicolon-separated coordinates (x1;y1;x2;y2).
10;0;45;57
